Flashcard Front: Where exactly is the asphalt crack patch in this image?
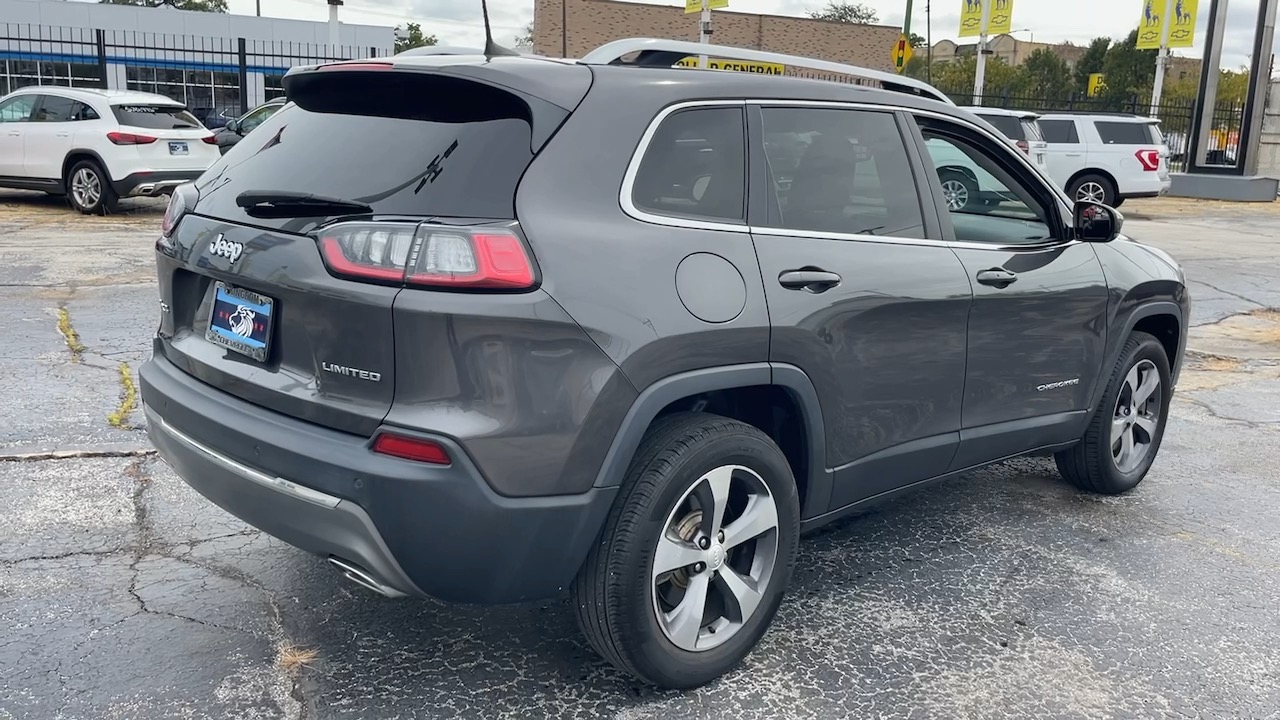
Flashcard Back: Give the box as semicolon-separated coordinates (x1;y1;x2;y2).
0;448;156;462
107;361;139;429
55;305;85;361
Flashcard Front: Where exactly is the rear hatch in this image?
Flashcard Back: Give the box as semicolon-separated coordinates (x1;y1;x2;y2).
110;103;218;169
1095;119;1169;179
154;59;590;435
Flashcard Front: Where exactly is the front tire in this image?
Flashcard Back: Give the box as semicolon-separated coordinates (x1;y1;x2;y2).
66;160;118;215
938;169;979;211
572;412;800;689
1056;332;1171;494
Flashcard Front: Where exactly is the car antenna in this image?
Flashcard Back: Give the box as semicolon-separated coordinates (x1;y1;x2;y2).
481;0;519;57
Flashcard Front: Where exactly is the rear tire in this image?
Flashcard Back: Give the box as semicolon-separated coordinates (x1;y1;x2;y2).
1068;173;1117;207
66;159;118;215
1056;331;1171;494
572;412;800;689
1111;197;1126;208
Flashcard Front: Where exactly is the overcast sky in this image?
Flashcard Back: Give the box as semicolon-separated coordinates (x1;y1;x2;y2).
222;0;1275;70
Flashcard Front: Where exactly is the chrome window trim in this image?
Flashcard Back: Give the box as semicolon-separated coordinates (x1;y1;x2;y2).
619;99;1079;253
619;99;752;233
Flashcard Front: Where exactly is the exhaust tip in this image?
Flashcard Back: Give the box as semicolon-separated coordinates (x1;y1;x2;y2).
327;556;407;598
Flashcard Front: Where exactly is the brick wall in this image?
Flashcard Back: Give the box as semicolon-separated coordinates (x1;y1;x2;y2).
533;0;902;72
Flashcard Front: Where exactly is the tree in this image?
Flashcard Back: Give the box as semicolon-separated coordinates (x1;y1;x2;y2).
1098;30;1157;102
807;2;879;23
1020;48;1072;102
909;32;926;48
394;22;438;54
514;22;533;47
1073;37;1111;95
99;0;227;11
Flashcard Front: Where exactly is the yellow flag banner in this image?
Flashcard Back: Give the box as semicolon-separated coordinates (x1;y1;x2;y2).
1138;0;1196;49
988;0;1014;34
959;0;1014;38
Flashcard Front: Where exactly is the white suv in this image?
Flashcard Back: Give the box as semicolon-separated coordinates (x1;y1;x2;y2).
1037;112;1171;207
0;87;220;214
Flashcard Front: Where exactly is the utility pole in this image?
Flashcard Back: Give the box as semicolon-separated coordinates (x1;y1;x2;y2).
255;0;260;16
926;0;932;84
326;0;342;49
971;0;994;105
1148;0;1175;116
698;0;711;69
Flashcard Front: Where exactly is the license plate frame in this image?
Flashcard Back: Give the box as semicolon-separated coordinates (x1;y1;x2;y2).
169;141;189;156
205;281;274;362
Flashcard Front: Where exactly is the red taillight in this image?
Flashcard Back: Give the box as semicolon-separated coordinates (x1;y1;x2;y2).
1016;140;1030;154
1135;149;1160;171
316;222;536;290
201;135;217;144
107;131;157;145
372;433;451;464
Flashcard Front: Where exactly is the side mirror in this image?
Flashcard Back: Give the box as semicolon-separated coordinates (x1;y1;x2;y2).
1073;201;1123;242
224;119;240;134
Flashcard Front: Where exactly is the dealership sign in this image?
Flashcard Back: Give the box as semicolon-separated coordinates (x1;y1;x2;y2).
673;57;786;74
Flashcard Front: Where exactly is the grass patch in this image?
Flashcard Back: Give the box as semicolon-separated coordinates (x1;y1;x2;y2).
56;307;84;360
277;644;319;672
107;362;137;428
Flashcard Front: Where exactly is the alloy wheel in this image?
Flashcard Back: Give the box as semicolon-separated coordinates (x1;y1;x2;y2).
1076;181;1106;204
71;167;102;210
941;179;969;210
651;465;780;652
1112;359;1161;473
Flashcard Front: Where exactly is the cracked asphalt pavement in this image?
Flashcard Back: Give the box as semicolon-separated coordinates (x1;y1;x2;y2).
2;191;1279;719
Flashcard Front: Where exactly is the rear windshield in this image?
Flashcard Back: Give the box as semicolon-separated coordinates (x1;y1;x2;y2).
112;104;202;129
976;114;1025;141
194;99;534;227
1020;118;1044;142
1095;121;1160;145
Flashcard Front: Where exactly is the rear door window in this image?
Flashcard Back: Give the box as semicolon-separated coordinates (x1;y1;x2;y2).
112;104;202;129
194;99;537;228
1094;121;1158;145
1039;119;1080;144
976;114;1025;141
34;95;78;121
759;106;924;238
1021;118;1044;142
631;107;747;223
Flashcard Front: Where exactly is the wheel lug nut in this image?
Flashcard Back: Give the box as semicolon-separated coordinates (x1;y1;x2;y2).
717;531;725;543
693;562;706;573
698;536;711;550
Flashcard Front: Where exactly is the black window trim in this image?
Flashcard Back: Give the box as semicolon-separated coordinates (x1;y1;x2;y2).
621;99;1076;252
906;112;1073;249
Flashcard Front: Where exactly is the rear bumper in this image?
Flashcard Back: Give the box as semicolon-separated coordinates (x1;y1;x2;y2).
113;171;203;198
1121;177;1172;200
140;352;617;604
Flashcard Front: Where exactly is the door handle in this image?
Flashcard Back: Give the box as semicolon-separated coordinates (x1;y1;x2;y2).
1064;152;1083;157
976;268;1017;288
56;131;70;137
779;269;842;292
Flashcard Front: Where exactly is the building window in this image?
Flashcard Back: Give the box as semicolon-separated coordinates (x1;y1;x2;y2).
125;64;240;117
0;58;102;96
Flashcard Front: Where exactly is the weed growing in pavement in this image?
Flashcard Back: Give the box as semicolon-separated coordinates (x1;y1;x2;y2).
107;362;137;428
56;307;84;360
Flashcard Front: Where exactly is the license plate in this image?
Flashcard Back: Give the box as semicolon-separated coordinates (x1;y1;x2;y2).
169;141;189;155
206;281;273;362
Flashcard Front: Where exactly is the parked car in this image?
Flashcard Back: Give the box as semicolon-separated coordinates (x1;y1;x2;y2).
1037;112;1171;207
141;39;1189;690
213;97;287;154
0;86;220;213
190;106;232;130
925;107;1051;211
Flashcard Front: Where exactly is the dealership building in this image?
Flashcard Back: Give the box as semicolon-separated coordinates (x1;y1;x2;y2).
0;0;392;115
532;0;901;73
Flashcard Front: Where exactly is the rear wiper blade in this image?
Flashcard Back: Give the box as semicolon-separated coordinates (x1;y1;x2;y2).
235;190;372;218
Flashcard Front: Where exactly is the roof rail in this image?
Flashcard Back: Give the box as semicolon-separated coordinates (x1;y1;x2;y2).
579;38;953;105
394;45;486;57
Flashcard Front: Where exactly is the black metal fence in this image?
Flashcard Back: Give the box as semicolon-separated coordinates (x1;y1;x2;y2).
1;23;390;120
935;85;1248;173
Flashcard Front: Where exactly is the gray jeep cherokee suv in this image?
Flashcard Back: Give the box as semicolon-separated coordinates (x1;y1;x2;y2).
140;38;1189;689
